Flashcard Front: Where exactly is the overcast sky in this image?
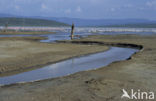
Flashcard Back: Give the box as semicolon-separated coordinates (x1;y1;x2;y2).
0;0;156;20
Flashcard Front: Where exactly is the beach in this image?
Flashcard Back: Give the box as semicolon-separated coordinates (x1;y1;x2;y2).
0;34;156;101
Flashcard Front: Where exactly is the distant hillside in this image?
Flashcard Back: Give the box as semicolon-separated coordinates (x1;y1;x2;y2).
104;23;156;28
1;13;156;27
0;17;69;27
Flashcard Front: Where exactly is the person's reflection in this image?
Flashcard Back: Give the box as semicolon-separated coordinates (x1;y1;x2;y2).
71;59;75;68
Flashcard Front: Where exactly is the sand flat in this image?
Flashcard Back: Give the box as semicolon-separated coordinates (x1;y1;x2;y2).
0;35;156;101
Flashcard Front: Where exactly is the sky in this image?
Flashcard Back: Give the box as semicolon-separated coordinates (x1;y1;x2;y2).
0;0;156;20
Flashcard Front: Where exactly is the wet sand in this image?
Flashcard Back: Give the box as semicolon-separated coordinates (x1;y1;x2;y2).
0;34;156;101
0;31;55;35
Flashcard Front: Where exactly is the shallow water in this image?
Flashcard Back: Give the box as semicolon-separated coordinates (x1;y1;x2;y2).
0;32;88;42
0;47;138;85
0;27;156;42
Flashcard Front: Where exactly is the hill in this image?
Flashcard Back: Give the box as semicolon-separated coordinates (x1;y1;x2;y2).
1;13;156;27
0;17;69;27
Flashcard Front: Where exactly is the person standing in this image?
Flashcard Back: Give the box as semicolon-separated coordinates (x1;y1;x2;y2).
71;23;74;40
